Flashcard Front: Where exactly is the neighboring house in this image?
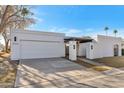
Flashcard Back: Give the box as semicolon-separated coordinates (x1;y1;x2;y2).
11;29;122;60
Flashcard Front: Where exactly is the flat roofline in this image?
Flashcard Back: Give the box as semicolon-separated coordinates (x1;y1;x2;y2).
97;35;122;39
11;29;65;37
64;36;93;43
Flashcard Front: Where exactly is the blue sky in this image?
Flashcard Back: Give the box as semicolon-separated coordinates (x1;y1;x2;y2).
28;5;124;37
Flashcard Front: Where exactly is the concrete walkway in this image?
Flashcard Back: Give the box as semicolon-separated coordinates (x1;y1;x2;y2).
78;57;104;66
15;58;124;88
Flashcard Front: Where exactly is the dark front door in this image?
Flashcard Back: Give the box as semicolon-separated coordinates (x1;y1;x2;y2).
114;44;119;56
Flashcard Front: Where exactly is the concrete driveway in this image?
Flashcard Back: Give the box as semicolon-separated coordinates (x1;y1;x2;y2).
15;58;124;88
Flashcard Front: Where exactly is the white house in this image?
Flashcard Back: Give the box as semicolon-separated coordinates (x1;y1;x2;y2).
11;29;122;60
11;29;65;60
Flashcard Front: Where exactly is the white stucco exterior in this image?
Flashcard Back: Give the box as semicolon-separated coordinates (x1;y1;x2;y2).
69;41;77;61
11;29;65;60
78;43;88;57
85;35;122;59
122;40;124;49
11;29;122;60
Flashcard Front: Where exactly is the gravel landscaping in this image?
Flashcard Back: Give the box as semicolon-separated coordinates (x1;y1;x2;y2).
76;58;112;72
93;56;124;68
0;52;18;88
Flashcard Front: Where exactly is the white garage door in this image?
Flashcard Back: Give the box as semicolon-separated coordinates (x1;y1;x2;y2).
20;40;65;59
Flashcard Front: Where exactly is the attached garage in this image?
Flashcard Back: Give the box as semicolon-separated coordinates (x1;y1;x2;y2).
11;29;65;60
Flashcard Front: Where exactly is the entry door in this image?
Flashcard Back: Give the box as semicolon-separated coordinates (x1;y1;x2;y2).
114;44;119;56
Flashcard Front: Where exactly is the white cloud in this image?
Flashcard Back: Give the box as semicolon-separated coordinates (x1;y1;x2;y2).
66;29;82;36
29;25;124;39
48;27;83;37
85;28;94;32
31;8;45;23
33;16;44;23
84;28;124;39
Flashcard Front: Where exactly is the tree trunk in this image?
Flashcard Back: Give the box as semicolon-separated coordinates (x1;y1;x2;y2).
5;40;9;53
2;32;9;53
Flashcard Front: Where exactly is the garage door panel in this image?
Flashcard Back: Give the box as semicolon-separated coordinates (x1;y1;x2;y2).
20;41;65;59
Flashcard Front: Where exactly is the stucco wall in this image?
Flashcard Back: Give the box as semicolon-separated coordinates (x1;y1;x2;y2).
11;29;65;60
78;43;89;57
122;41;124;49
86;35;122;59
69;41;77;60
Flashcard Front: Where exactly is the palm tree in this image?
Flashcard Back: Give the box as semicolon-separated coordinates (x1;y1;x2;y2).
104;27;109;36
113;30;118;37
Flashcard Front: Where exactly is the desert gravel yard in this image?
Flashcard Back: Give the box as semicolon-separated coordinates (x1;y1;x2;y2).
93;56;124;68
0;52;18;88
15;58;124;88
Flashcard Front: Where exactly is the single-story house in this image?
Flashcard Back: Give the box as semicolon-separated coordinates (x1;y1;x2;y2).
11;29;122;60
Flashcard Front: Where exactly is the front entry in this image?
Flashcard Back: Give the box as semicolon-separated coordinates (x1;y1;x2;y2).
114;44;119;56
